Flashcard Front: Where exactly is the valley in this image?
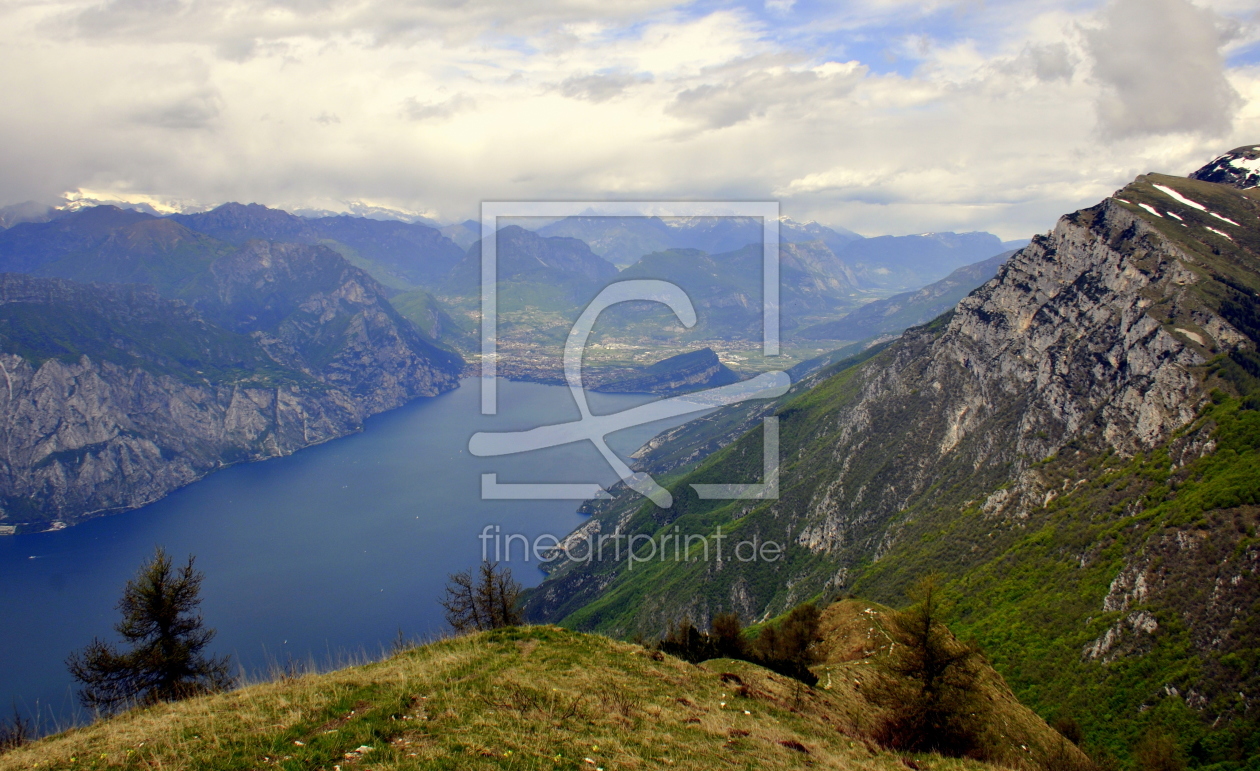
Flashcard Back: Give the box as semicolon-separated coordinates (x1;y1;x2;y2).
521;148;1260;766
2;141;1257;771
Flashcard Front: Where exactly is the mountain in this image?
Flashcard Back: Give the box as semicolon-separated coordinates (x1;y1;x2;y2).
0;618;1085;771
0;202;55;229
187;240;462;405
796;250;1013;342
837;231;1007;291
606;241;861;340
534;215;1004;295
590;347;741;394
444;225;619;310
536;216;674;267
524;161;1260;764
305;214;465;288
0;206;155;274
779;217;864;254
661;216;863;258
172;203;465;290
438;218;481;249
779;239;860;301
0;243;461;531
388;287;478;352
1189;144;1260;189
535;215;862;268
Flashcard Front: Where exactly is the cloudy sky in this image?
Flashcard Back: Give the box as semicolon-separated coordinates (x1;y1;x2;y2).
1;0;1257;239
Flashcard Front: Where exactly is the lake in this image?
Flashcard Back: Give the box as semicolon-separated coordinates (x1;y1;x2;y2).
0;378;694;729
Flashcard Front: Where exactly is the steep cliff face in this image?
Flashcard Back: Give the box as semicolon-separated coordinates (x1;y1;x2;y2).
790;194;1214;555
524;167;1260;762
0;352;361;526
530;176;1256;624
0;257;461;529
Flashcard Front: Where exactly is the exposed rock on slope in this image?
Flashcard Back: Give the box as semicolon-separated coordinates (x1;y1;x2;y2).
195;240;461;412
0;246;461;530
531;178;1248;623
525;165;1260;761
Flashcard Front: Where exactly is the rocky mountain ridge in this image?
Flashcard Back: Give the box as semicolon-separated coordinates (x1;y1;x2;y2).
523;158;1260;765
0;240;462;531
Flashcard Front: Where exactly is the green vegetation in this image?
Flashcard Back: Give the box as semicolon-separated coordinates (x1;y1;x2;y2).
0;625;1002;771
67;548;232;714
0;292;305;387
867;577;985;758
525;176;1260;769
654;604;823;685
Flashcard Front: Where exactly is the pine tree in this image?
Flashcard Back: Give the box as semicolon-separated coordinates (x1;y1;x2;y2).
66;547;231;713
439;561;522;633
870;575;985;756
752;602;823;686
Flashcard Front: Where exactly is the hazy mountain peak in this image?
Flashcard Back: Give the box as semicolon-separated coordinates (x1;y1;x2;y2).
0;201;56;229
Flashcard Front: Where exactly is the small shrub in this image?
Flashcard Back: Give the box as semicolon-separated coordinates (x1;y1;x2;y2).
0;706;31;753
752;603;823;686
868;576;986;757
710;612;747;659
439;561;522;633
1053;714;1085;746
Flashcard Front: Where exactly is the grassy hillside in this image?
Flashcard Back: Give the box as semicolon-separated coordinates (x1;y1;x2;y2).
2;625;1012;771
521;173;1260;767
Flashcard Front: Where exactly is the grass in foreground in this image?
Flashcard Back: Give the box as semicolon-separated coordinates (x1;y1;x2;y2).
2;625;995;771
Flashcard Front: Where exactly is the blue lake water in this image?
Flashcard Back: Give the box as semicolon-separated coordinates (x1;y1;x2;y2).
0;378;691;728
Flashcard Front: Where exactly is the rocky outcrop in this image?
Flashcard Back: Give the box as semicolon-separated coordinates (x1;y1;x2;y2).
525;169;1260;630
0;352;361;527
784;195;1225;556
0;257;461;530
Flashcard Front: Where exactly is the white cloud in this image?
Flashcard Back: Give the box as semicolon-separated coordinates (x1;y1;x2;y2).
402;93;478;122
1084;0;1242;139
0;0;1256;241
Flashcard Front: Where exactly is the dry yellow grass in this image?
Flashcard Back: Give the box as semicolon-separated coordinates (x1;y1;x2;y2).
2;625;1002;771
814;600;1091;771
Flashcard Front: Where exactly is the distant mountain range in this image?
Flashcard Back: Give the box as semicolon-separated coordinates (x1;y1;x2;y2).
797;249;1015;341
445;225;620;310
535;215;863;267
0;233;461;531
838;230;1008;290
